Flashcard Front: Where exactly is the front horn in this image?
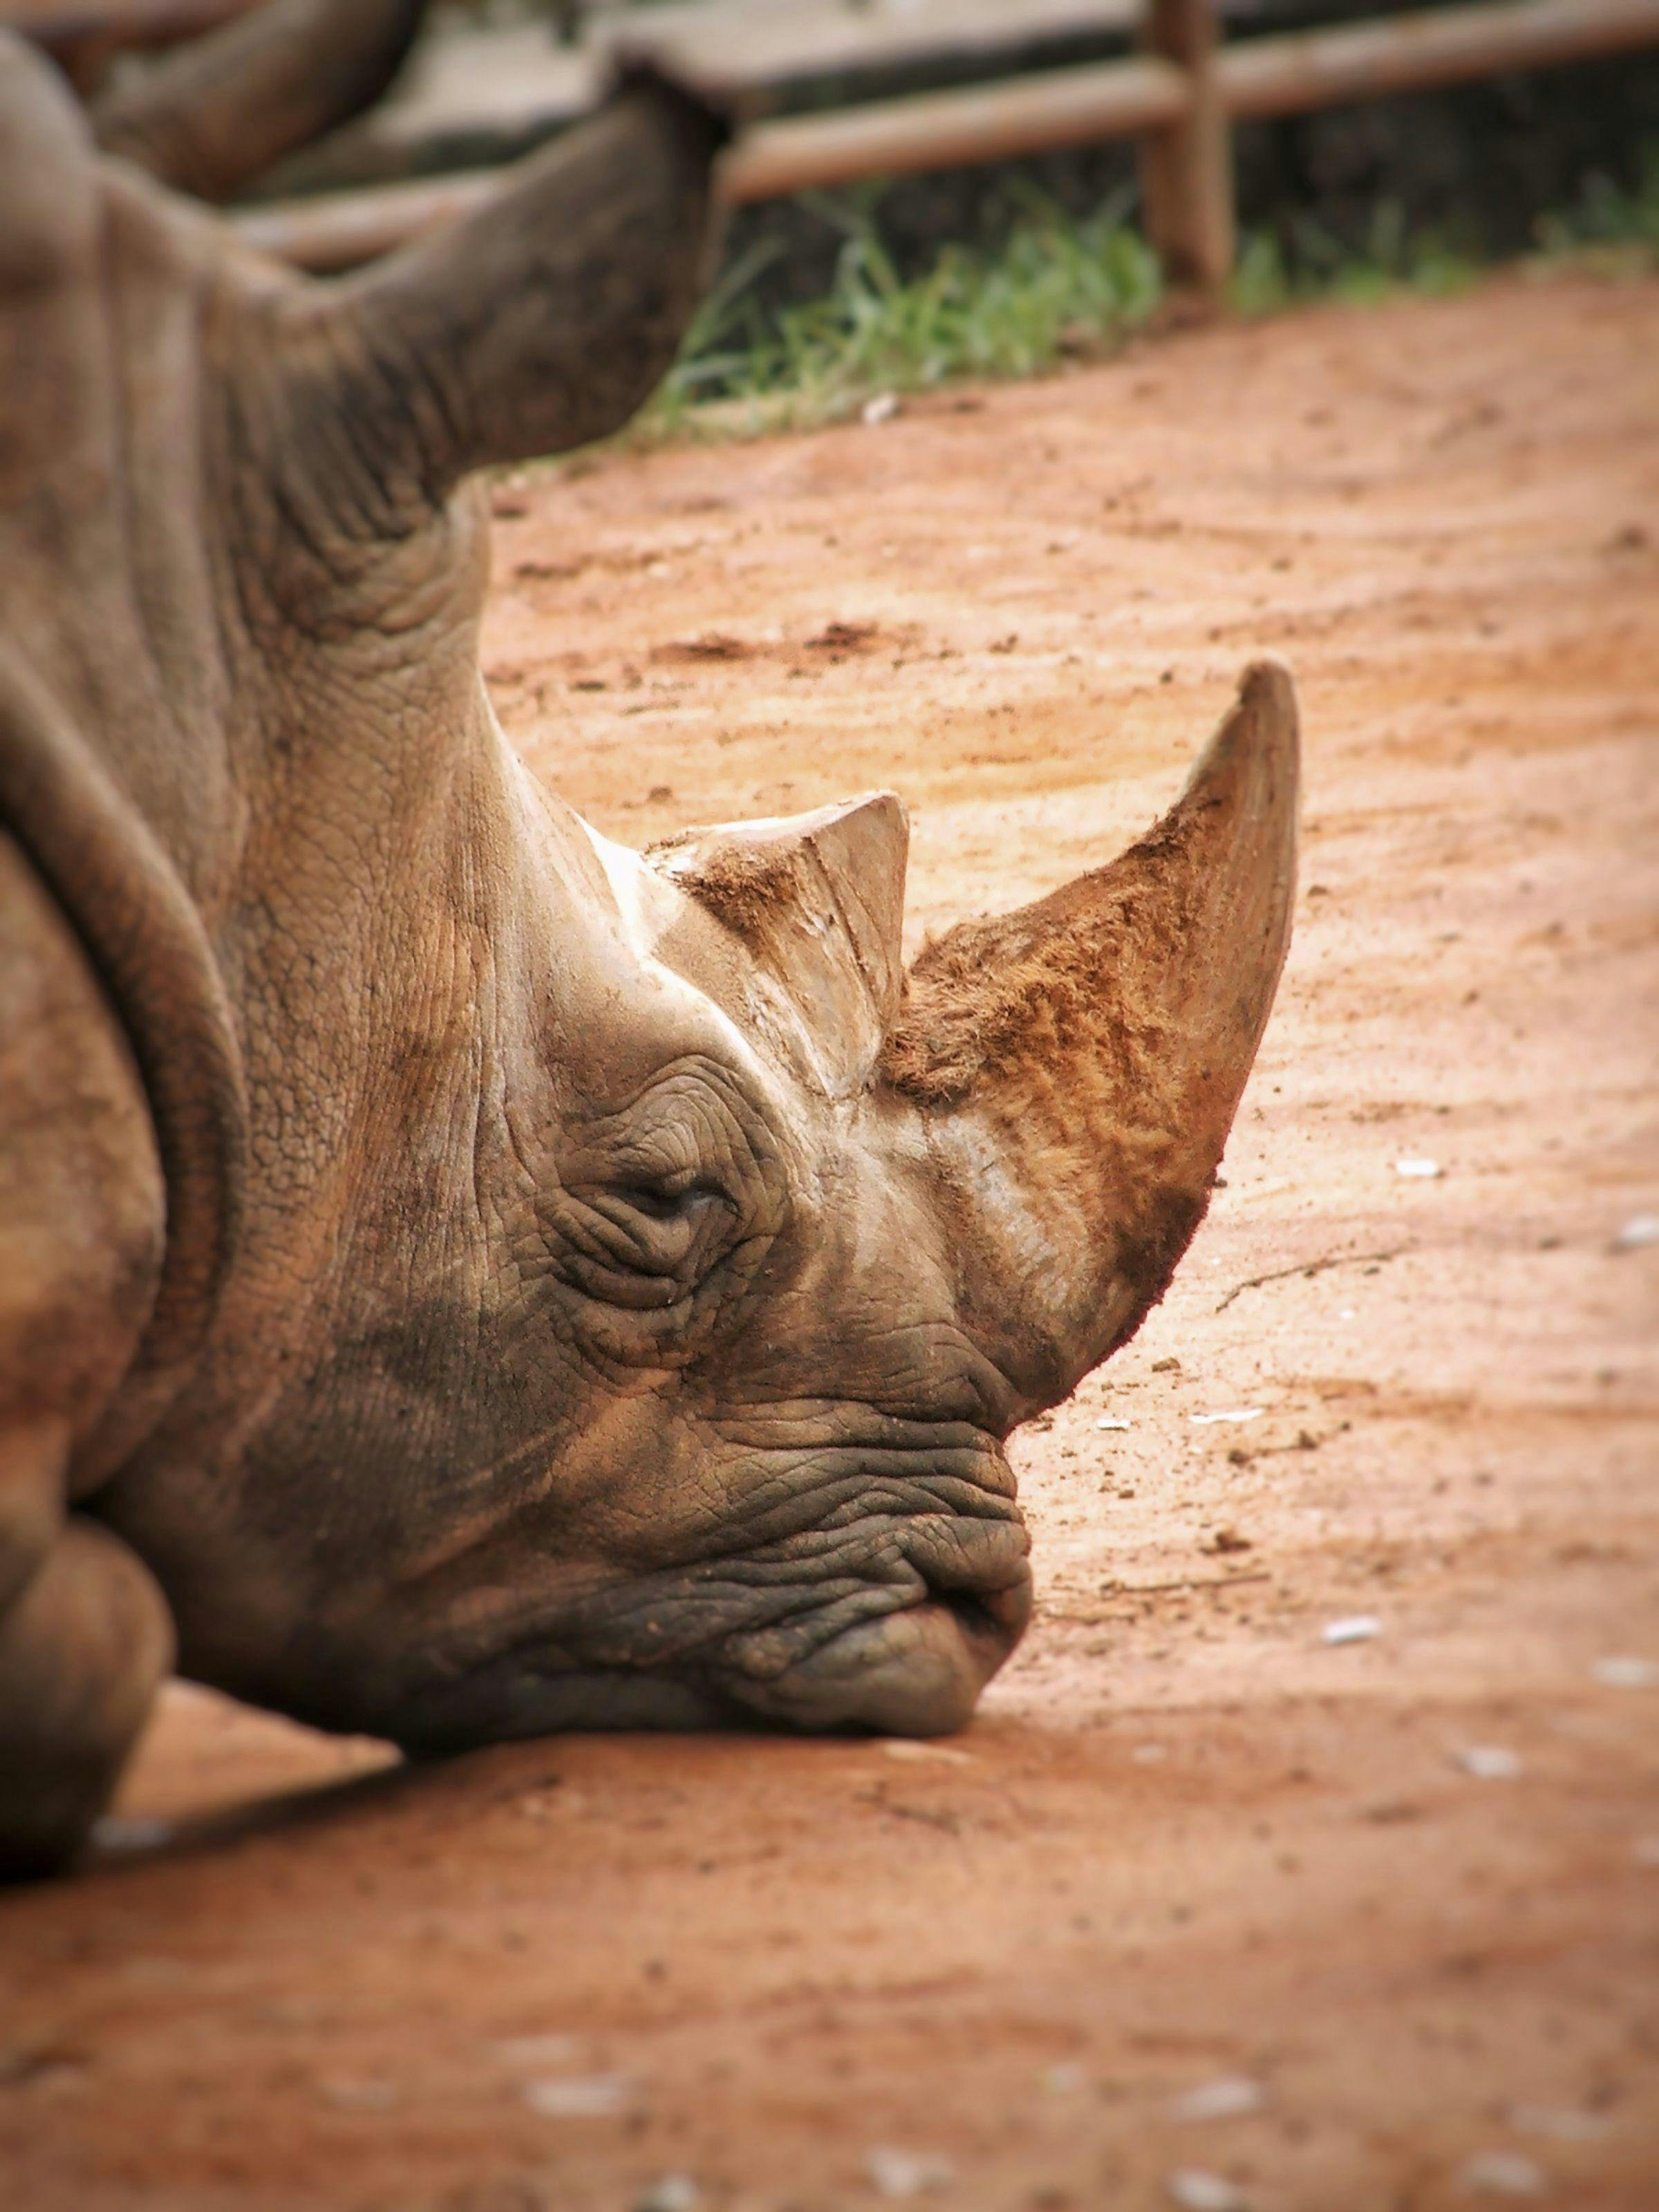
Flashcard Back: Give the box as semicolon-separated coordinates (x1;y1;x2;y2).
881;660;1299;1408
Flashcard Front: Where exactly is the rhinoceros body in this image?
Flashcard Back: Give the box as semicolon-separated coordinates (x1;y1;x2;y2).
0;7;1297;1877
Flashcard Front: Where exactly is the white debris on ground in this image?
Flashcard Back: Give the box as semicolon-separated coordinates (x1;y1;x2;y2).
1457;2148;1548;2195
1096;1416;1132;1431
1394;1156;1445;1179
861;392;899;427
882;1740;975;1765
1611;1211;1659;1250
1168;2077;1266;2123
1506;2104;1613;2143
521;2074;632;2118
865;2146;955;2197
1322;1615;1382;1646
89;1815;174;1852
633;2177;700;2212
1591;1655;1658;1688
1190;1409;1264;1426
1041;2061;1087;2095
1454;1745;1524;1780
1166;2168;1252;2211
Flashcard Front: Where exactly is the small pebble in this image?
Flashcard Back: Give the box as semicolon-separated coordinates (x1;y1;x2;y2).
1041;2061;1086;2095
1454;1745;1522;1781
861;392;899;427
634;2179;699;2212
1190;1408;1263;1426
90;1816;173;1853
883;1740;974;1766
1132;1743;1169;1764
522;2074;632;2119
1169;2076;1266;2124
1591;1655;1657;1689
1612;1212;1659;1250
1096;1416;1132;1431
1458;2149;1547;2196
1322;1614;1381;1646
1166;2170;1250;2212
865;2146;954;2197
1394;1156;1444;1179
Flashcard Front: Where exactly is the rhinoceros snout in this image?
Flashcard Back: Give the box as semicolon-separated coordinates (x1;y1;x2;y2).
718;1539;1034;1740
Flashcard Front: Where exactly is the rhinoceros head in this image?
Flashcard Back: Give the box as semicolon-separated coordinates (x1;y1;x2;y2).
0;3;1295;1862
395;673;1296;1749
192;647;1292;1756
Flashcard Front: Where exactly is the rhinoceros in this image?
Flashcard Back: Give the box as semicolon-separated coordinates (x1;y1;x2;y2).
0;1;1297;1878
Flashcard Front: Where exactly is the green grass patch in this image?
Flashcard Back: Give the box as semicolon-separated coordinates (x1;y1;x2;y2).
619;151;1659;449
1227;200;1479;315
639;185;1163;441
1532;142;1659;270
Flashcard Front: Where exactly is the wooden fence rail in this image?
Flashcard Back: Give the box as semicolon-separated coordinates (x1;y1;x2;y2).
25;0;1659;284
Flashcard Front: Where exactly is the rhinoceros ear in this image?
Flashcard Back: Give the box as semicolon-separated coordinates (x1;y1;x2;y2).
91;0;428;204
652;792;909;1088
284;68;728;503
885;661;1299;1407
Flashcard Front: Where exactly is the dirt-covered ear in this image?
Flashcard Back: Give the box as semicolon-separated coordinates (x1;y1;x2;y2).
653;792;909;1087
91;0;429;204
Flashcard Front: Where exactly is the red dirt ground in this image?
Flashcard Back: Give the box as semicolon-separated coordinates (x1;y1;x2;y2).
3;272;1657;2212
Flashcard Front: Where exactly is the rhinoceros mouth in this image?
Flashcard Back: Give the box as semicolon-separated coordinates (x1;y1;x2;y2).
715;1530;1033;1738
377;1501;1032;1754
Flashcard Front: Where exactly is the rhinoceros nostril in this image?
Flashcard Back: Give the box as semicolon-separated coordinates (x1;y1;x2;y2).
939;1588;1000;1645
934;1573;1031;1655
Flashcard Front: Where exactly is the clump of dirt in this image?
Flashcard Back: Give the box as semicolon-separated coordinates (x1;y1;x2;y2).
881;859;1173;1107
652;630;753;663
803;619;882;655
646;831;805;940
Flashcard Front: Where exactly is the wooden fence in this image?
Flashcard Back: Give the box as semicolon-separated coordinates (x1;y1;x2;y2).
14;0;1659;284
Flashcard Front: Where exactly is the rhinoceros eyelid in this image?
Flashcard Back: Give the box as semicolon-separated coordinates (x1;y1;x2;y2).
585;1176;734;1242
561;1176;742;1299
616;1170;728;1218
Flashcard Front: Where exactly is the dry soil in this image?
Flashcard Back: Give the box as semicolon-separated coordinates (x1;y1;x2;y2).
3;272;1657;2212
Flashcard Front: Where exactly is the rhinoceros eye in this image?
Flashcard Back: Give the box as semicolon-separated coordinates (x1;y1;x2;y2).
561;1175;733;1310
548;1059;786;1331
617;1169;728;1225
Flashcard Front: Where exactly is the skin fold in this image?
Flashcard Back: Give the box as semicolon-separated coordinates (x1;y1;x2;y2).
0;3;1298;1878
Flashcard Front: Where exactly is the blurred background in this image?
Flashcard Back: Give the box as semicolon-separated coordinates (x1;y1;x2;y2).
16;0;1659;431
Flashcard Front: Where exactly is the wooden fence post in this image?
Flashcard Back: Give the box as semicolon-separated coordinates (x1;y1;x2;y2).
1138;0;1236;294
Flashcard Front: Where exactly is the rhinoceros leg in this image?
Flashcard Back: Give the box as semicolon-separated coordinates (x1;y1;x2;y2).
0;1517;173;1880
0;831;171;1877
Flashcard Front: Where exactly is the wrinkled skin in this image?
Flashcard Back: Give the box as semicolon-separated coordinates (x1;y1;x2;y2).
0;6;1297;1877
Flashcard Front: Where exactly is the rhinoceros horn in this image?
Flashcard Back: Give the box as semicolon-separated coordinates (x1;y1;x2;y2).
650;662;1298;1409
650;792;910;1095
879;658;1299;1405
